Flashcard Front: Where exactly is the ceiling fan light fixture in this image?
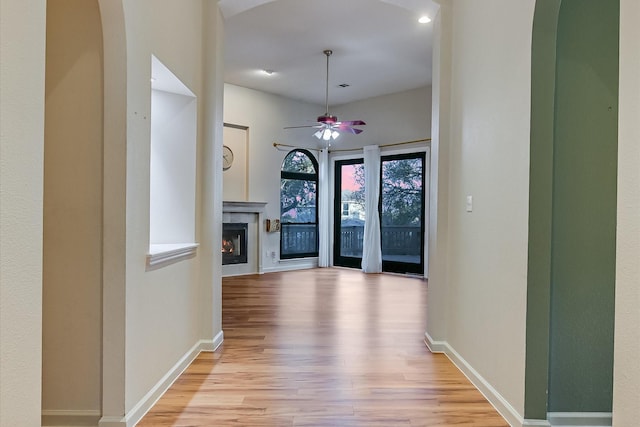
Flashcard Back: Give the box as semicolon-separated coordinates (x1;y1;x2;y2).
314;127;340;141
283;49;365;143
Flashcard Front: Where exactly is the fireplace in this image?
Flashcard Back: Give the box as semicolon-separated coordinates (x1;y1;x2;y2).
222;223;248;265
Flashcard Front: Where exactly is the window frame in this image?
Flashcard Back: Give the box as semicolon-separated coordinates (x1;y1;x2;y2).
279;149;319;259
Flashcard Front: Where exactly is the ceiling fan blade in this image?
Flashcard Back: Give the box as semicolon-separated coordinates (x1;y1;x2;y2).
338;120;366;127
339;127;365;135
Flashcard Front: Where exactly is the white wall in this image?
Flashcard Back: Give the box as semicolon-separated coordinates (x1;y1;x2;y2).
0;0;46;425
333;86;431;149
613;0;640;424
427;0;535;421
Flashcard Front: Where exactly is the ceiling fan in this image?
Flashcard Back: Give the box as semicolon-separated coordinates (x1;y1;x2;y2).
284;50;366;145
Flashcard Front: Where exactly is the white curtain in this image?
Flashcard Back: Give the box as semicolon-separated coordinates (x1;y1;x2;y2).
361;145;382;273
317;148;330;267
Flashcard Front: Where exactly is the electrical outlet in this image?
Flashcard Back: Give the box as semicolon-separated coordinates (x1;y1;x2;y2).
271;251;276;259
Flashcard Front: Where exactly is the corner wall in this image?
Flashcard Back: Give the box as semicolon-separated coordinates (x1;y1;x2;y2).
613;0;640;424
525;0;560;418
43;0;104;418
427;0;535;421
0;0;46;425
223;84;322;268
116;0;223;417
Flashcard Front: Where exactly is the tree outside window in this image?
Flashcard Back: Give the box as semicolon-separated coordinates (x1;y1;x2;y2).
280;150;319;258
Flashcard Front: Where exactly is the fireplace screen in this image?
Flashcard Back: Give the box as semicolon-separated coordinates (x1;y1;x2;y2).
222;223;248;265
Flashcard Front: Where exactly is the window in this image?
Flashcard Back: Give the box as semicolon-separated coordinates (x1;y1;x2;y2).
280;150;319;259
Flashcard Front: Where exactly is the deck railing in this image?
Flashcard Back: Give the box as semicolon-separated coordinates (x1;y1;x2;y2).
380;225;422;255
281;224;421;258
281;223;317;256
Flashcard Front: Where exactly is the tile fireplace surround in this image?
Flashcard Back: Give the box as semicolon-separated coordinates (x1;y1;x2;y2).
222;201;266;276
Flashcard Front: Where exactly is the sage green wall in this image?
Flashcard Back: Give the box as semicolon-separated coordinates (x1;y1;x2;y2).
525;0;560;419
549;0;618;412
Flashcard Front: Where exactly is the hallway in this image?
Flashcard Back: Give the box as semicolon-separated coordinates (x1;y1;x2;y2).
138;269;507;426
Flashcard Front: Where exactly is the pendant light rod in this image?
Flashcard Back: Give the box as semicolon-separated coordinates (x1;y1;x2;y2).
323;49;332;116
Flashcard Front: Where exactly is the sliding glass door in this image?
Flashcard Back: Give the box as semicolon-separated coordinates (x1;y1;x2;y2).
380;152;425;274
333;152;425;274
333;159;365;268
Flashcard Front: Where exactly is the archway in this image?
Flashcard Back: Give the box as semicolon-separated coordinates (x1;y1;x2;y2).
41;0;129;424
526;0;619;422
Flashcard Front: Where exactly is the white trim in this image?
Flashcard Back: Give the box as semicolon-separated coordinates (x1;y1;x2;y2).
222;271;266;278
547;412;612;427
97;416;125;427
222;200;267;213
124;339;210;426
421;336;611;427
523;419;552;427
208;330;225;352
424;331;447;353
262;258;318;273
42;410;101;427
99;334;224;427
146;243;198;269
423;334;524;427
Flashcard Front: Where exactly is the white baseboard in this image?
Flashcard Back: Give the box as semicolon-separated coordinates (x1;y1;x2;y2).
547;412;612;427
424;331;447;353
210;331;224;351
423;332;524;427
42;409;101;427
523;419;552;426
262;259;318;273
97;416;125;427
99;332;224;427
222;271;264;277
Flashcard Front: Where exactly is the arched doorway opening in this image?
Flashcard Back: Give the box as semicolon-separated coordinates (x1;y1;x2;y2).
526;0;619;421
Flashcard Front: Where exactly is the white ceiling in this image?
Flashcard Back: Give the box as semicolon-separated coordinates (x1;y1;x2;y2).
220;0;439;108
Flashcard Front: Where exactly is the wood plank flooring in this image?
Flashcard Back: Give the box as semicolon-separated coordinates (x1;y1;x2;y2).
138;268;508;426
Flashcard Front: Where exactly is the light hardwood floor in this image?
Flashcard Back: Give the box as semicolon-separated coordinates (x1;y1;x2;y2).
138;268;508;426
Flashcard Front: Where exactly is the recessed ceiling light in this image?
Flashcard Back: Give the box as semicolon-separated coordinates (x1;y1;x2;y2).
261;69;275;76
418;15;431;24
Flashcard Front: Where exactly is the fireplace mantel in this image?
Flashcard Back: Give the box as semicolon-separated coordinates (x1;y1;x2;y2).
222;202;267;276
223;201;267;213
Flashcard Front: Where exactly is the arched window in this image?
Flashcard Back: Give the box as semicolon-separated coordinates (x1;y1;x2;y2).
280;149;319;259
